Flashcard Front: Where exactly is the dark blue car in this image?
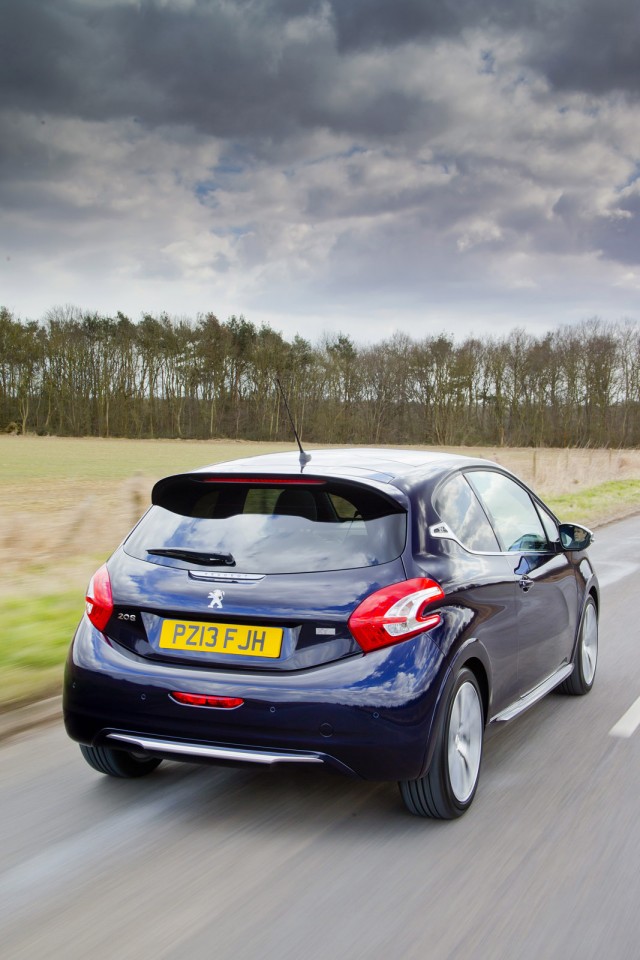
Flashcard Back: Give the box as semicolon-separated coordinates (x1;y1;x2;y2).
64;448;598;818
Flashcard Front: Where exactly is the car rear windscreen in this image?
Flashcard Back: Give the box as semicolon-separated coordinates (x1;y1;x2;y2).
124;477;407;574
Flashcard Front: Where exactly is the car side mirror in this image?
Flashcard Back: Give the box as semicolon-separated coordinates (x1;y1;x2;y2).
558;523;594;551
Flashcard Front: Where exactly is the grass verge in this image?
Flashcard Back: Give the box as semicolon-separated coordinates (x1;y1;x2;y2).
546;479;640;527
0;591;84;710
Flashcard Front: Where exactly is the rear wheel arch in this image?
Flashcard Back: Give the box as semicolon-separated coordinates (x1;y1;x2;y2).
400;665;484;818
462;656;489;725
420;643;490;778
447;637;492;725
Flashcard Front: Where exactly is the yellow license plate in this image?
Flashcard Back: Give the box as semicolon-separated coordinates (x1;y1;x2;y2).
159;619;283;658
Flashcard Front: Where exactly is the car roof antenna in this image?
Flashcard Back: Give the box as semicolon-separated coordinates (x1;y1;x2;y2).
275;377;311;467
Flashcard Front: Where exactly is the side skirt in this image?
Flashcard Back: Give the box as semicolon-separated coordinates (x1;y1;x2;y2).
490;664;573;723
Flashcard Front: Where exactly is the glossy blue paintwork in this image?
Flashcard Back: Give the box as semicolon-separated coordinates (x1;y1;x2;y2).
65;611;451;780
64;447;599;782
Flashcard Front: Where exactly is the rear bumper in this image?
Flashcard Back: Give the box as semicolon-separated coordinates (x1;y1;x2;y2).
64;615;446;781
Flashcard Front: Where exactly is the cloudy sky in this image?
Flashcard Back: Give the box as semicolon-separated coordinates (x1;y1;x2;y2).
1;0;639;342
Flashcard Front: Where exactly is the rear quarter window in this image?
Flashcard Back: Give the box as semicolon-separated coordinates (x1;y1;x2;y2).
434;473;500;552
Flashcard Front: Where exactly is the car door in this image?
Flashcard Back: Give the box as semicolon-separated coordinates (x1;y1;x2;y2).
467;469;578;695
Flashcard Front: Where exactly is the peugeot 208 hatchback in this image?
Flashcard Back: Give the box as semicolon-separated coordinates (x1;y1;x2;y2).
64;448;598;818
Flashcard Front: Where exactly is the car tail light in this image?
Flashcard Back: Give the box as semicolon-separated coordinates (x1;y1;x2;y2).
170;692;244;709
85;563;113;632
348;578;445;653
201;476;325;485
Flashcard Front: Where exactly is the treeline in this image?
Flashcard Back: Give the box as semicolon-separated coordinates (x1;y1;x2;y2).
1;305;639;447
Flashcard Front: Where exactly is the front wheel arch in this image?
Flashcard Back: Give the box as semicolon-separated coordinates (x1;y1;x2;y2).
560;594;598;696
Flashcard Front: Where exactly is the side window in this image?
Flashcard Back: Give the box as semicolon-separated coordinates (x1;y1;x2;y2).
434;473;500;552
467;471;548;552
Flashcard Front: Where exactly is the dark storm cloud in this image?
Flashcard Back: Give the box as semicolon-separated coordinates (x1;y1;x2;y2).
327;0;640;97
267;0;537;49
2;0;639;146
0;0;338;137
525;0;640;96
327;0;464;49
0;1;116;117
0;113;75;185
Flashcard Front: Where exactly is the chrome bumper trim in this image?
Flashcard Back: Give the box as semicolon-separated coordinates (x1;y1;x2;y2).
107;733;323;765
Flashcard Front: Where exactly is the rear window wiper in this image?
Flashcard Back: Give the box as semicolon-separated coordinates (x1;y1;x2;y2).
147;548;236;567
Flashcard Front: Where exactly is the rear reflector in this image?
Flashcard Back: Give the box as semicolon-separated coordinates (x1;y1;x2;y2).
348;578;444;653
170;692;244;709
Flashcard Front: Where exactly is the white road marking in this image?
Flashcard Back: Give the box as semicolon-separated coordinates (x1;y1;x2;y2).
609;696;640;738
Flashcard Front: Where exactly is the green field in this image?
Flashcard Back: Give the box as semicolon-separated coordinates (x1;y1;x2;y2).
0;435;297;485
2;436;640;711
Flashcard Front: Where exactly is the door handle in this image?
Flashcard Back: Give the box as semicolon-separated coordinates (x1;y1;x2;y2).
518;576;534;592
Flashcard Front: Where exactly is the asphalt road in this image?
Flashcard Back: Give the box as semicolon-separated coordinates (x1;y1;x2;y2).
2;517;640;960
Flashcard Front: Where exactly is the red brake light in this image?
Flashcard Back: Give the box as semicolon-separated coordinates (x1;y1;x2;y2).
85;563;113;632
348;578;444;653
201;476;325;485
171;692;244;709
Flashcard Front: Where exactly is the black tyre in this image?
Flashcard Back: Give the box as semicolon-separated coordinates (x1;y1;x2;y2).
560;596;598;696
399;667;484;819
79;744;162;778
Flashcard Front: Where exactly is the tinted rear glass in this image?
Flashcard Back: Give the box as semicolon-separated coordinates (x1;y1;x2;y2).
124;479;407;574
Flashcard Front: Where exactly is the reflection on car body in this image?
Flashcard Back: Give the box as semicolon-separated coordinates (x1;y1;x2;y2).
64;448;598;818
